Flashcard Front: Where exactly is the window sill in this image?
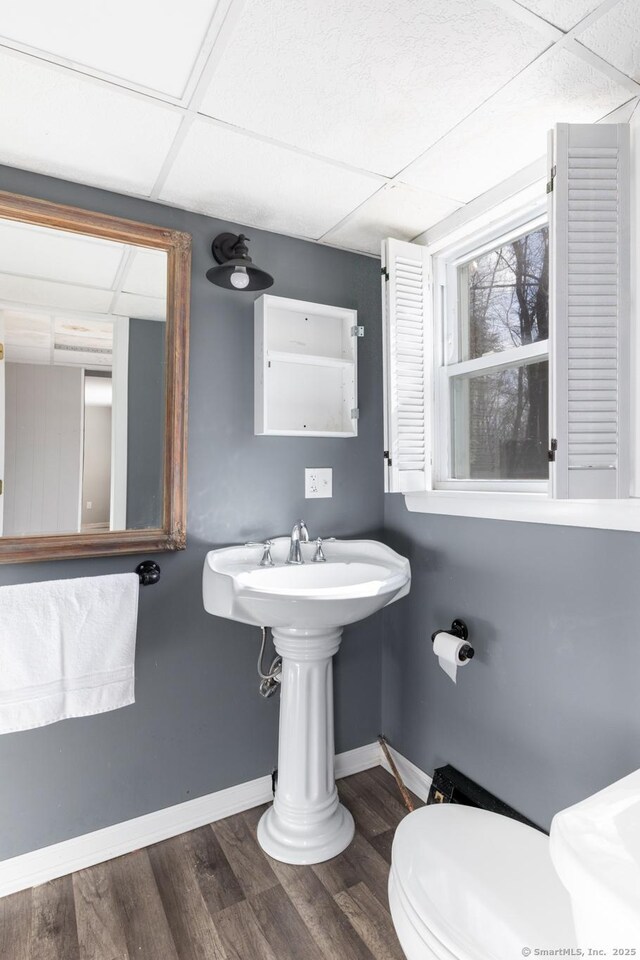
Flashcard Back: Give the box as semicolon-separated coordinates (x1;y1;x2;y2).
403;490;640;532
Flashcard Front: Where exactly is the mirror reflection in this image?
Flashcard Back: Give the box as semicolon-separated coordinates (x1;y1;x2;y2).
0;217;167;538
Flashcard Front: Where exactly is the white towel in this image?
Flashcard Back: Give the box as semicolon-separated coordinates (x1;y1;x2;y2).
0;573;139;734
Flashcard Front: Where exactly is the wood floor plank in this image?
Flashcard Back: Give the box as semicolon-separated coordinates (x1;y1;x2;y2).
338;779;391;839
187;826;244;915
335;882;404;960
72;864;129;960
366;765;423;813
312;832;392;910
30;876;79;960
249;884;325;960
107;851;179;960
353;770;410;826
368;828;395;865
147;833;228;960
212;813;279;899
0;887;32;960
214;900;277;960
269;859;376;960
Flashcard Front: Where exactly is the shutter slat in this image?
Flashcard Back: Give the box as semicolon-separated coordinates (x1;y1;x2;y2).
383;239;432;493
550;122;630;499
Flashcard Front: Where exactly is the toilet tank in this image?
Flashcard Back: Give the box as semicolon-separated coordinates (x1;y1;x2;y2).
550;769;640;949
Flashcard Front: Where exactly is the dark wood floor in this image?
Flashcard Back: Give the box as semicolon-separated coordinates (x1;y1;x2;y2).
0;766;421;960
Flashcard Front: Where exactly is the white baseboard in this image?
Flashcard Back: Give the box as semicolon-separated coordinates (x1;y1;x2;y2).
0;740;433;899
0;741;383;898
379;743;433;803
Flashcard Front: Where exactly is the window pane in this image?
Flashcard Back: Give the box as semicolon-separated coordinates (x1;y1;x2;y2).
452;361;549;480
458;226;548;361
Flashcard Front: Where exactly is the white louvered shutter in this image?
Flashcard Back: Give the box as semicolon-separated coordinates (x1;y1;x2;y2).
549;123;630;499
382;239;432;493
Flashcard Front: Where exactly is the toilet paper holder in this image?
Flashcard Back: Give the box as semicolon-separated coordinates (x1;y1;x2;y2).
431;619;474;662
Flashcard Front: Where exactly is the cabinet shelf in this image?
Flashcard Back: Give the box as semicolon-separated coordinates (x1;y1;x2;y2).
255;295;359;438
267;350;355;369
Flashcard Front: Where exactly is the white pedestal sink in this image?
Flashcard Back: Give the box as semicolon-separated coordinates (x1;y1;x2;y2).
203;537;410;864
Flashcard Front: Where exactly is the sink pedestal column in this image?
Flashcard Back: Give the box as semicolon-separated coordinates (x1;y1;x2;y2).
257;626;355;864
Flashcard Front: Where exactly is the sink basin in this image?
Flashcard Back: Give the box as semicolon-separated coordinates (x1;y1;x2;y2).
202;535;411;866
203;537;410;628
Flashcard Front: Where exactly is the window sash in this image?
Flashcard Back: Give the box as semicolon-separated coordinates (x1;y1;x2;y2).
445;340;548;380
434;207;549;488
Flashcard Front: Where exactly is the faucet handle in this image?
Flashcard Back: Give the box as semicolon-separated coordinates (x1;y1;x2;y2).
312;537;335;562
245;540;275;566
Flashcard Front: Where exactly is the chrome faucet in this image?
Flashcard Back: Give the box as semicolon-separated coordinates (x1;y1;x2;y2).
287;520;309;564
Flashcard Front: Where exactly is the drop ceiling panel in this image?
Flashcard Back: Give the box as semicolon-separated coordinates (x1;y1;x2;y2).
3;311;51;364
0;219;125;288
159;119;382;238
113;292;167;322
0;49;182;195
401;47;631;202
325;184;462;255
514;0;603;30
0;0;220;98
54;317;113;348
198;0;550;176
577;0;640;82
122;248;168;299
0;274;114;314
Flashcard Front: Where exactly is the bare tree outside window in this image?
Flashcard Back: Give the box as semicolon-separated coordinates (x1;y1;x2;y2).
453;226;549;480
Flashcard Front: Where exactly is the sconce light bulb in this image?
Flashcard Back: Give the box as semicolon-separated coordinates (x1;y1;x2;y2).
230;266;250;289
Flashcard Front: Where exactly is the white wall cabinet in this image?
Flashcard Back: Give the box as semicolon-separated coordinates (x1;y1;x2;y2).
255;295;360;437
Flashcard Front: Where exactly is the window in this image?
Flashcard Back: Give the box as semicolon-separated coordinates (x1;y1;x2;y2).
438;217;550;490
382;121;633;527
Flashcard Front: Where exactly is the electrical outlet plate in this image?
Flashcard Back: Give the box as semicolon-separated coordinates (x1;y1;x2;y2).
305;468;332;499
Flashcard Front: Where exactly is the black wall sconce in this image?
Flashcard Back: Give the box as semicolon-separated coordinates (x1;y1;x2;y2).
206;233;274;292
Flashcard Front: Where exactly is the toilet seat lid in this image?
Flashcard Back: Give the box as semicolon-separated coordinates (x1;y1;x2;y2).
392;804;577;960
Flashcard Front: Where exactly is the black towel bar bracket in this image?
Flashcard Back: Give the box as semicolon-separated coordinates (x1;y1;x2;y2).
136;561;161;586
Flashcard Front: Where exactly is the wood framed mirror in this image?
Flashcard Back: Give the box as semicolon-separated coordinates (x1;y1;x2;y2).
0;191;190;563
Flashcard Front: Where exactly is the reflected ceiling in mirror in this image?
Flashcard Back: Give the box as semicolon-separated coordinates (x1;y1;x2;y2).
0;191;190;563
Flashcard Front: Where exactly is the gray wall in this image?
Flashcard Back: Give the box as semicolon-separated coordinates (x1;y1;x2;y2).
383;497;640;830
126;317;165;529
0;164;384;860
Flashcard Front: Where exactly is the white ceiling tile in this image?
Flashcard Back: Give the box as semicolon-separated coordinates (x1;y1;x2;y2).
401;47;631;203
114;292;167;322
55;317;113;347
122;248;168;299
5;346;52;364
198;0;550;176
514;0;603;30
577;0;640;82
0;0;220;98
325;184;462;255
159;119;382;238
0;49;182;195
0;273;114;313
0;219;125;288
3;311;52;364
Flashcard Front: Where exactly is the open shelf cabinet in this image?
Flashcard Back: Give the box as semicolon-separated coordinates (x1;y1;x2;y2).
255;295;360;437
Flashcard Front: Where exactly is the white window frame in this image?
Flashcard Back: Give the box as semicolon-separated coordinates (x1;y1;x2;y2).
398;122;640;531
432;202;549;495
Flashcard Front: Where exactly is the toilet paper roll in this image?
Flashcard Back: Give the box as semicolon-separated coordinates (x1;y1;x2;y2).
432;631;471;684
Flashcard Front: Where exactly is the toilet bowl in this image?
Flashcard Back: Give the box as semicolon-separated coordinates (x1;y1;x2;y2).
390;771;640;959
389;804;577;960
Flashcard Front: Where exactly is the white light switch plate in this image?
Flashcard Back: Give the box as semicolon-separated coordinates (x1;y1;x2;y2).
305;468;332;499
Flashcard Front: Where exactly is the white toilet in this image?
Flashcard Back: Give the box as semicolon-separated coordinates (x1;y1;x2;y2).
389;769;640;959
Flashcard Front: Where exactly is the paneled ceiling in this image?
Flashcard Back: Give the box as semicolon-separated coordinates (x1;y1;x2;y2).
0;0;637;255
0;218;167;366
